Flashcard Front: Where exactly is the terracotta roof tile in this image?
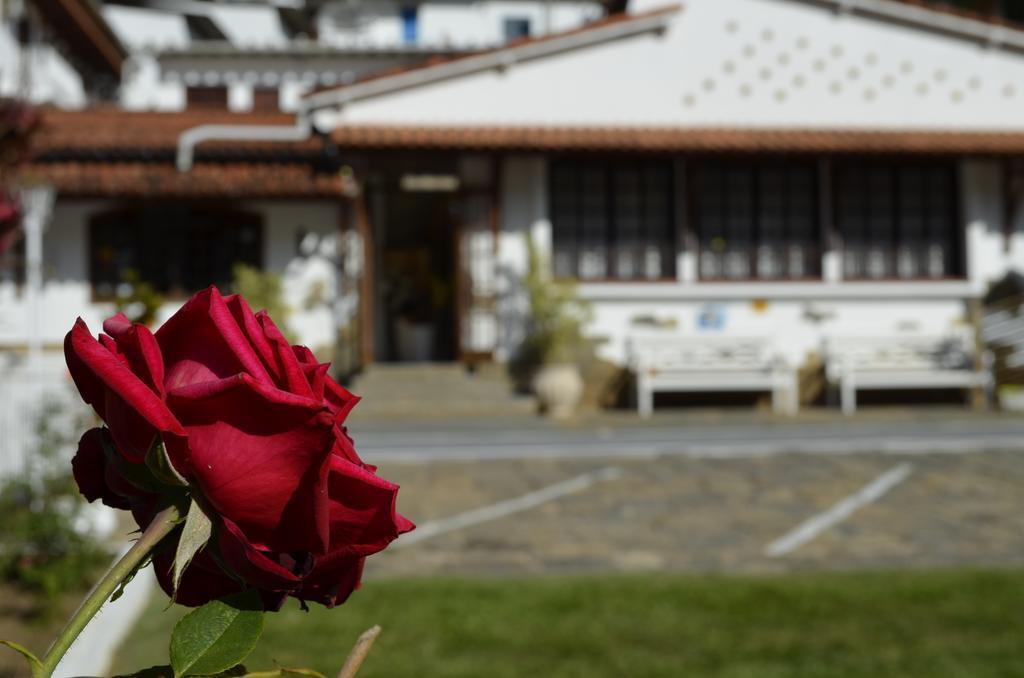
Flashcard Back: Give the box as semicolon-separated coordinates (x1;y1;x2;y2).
328;125;1024;154
25;161;344;199
33;108;323;156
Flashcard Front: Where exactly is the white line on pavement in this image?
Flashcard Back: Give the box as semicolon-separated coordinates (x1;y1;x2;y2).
764;463;914;558
394;466;623;548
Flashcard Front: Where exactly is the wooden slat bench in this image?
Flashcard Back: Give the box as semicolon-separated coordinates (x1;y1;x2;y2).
823;334;990;416
628;335;799;418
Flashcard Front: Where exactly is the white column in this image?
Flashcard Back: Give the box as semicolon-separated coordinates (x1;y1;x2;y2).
21;186;55;366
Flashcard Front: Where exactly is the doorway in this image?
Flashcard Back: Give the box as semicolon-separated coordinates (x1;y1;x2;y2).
374;188;458;362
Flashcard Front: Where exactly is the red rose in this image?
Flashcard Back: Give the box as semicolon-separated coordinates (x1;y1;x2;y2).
66;286;412;609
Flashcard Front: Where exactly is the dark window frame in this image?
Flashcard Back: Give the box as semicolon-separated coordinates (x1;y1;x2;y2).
87;203;264;302
251;87;280;112
186;86;228;109
549;156;677;282
504;16;531;41
833;157;965;281
690;158;822;282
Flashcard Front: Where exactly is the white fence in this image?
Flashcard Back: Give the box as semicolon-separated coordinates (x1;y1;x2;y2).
0;354;86;479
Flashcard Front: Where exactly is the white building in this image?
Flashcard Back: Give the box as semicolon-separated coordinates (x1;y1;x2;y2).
6;0;1024;406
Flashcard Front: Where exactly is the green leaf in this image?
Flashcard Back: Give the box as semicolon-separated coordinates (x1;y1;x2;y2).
113;665;174;678
173;499;213;600
170;590;263;677
242;668;326;678
115;665;247;678
0;640;44;678
146;436;188;487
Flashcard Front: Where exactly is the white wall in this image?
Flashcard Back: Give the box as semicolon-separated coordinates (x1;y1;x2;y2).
495;155;547;361
0;21;86;108
0;199;341;353
327;0;1024;129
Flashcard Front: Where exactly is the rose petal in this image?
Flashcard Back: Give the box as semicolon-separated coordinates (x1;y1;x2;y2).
65;319;186;461
223;294;290;388
302;362;331;401
323;376;359;424
167;373;333;554
103;313;166;396
152;542;244;608
156;286;272;390
254;311;313;398
295;554;364;608
217;516;310;592
324;456;414;558
330;425;368;468
72;428;131;510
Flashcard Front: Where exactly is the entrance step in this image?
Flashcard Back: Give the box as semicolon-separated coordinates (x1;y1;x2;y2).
344;362;537;422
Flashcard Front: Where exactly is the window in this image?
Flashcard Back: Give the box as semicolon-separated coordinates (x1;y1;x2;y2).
252;87;279;112
186;86;228;109
89;205;262;299
400;6;418;44
835;162;961;280
693;162;819;280
550;159;675;281
504;17;531;41
0;233;24;286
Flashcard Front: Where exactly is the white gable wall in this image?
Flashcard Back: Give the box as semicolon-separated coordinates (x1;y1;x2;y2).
321;0;1024;129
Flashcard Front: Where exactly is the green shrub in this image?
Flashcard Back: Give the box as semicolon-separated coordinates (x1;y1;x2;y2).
113;269;164;327
231;264;296;343
521;233;591;365
0;403;108;616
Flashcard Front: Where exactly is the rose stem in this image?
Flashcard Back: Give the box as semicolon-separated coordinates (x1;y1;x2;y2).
337;625;382;678
39;503;181;677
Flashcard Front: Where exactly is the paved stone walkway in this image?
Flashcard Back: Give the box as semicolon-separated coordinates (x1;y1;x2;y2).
367;450;1024;578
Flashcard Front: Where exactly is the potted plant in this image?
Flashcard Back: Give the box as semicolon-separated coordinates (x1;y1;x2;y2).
521;233;590;418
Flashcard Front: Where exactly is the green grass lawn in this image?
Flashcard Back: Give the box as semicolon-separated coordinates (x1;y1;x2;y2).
111;570;1024;678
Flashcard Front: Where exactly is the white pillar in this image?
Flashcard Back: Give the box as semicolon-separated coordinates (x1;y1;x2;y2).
21;186;54;367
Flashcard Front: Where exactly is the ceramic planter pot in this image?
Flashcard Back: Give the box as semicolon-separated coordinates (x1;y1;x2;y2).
533;363;583;419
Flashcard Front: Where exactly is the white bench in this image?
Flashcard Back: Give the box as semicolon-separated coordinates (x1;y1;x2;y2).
628;336;799;418
823;335;990;416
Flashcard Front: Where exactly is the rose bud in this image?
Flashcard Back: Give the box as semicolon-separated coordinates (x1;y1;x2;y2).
65;286;413;609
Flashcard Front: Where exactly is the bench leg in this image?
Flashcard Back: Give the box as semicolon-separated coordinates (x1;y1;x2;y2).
840;375;856;416
771;369;799;416
637;374;653;419
787;372;799;415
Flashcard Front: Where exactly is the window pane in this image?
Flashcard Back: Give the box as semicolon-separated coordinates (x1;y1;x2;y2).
579;167;608;279
695;163;818;280
550;165;578;278
89;206;263;298
837;162;960;280
549;159;675;281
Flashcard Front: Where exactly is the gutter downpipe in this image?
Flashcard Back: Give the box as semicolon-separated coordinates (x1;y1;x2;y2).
174;5;678;171
176;112;313;171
